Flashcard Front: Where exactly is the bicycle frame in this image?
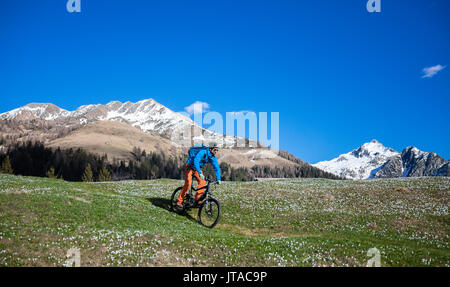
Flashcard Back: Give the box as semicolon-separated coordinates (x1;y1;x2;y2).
184;178;216;209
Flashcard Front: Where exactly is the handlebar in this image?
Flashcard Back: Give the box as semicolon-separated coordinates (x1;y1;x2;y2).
191;174;219;184
192;178;219;192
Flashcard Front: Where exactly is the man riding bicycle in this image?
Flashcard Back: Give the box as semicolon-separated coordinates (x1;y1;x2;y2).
176;144;221;210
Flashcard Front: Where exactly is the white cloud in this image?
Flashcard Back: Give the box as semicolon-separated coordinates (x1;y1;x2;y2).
422;64;446;78
184;101;210;115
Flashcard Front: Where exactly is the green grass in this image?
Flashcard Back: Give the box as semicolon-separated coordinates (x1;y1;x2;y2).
0;174;448;266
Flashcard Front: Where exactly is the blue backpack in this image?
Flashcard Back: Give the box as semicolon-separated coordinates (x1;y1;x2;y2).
188;144;209;160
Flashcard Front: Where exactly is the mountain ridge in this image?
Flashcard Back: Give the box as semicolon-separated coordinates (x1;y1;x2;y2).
2;101;446;180
0;99;340;179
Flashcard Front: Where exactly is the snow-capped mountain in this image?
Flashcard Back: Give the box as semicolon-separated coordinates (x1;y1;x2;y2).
313;140;399;180
313;140;449;179
0;99;237;147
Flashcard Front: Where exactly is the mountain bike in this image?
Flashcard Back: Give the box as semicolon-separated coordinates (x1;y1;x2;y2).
170;177;221;228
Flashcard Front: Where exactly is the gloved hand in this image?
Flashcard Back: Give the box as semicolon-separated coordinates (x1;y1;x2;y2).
200;174;205;180
217;180;222;184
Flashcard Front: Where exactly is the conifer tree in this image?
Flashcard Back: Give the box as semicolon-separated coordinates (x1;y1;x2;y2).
82;163;94;182
1;156;13;174
97;167;111;182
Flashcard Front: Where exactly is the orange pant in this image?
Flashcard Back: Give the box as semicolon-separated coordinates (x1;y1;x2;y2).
177;164;206;205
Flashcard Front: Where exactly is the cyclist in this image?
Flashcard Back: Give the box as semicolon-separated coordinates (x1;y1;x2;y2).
176;144;221;210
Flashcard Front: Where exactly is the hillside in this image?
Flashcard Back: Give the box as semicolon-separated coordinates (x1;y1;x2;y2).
45;121;294;169
44;120;314;170
47;121;183;162
0;174;449;266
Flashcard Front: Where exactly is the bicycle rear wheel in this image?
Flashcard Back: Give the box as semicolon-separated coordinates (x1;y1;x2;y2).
198;198;221;228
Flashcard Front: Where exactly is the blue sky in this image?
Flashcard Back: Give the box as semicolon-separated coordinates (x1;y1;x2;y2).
0;0;449;163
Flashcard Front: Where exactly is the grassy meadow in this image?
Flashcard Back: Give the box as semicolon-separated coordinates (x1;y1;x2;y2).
0;174;448;266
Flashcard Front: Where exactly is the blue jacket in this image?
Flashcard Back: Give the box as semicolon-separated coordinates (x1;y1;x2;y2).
186;148;221;181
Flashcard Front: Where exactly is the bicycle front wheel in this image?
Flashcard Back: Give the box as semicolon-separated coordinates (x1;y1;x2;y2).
198;198;221;228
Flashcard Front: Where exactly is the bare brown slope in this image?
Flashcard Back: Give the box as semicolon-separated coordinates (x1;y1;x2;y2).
47;121;183;162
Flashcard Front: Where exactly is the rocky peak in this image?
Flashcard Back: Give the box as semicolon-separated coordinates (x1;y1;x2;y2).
1;103;69;121
401;147;447;177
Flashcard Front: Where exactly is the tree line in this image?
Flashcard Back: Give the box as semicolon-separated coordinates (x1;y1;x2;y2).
0;141;110;182
0;141;340;182
0;141;249;182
